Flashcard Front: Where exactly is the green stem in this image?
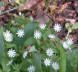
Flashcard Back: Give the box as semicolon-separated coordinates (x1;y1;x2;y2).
59;45;66;72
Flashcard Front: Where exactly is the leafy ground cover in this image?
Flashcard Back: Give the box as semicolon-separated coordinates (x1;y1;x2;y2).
0;0;78;72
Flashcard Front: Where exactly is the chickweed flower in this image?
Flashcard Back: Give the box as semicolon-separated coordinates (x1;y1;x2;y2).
53;24;62;32
44;58;51;66
46;48;54;56
16;29;24;38
52;62;59;70
3;30;13;42
34;30;42;39
63;38;73;49
27;65;35;72
8;49;16;58
39;24;46;30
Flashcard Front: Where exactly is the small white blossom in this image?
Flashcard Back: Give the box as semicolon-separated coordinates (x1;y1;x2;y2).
8;49;16;58
16;29;24;38
19;12;22;16
44;58;51;66
63;38;73;49
62;41;70;49
6;60;13;66
39;24;46;30
53;24;62;32
48;34;55;39
27;65;35;72
23;51;28;59
3;30;13;42
52;62;59;70
34;30;42;39
66;38;73;45
46;48;54;56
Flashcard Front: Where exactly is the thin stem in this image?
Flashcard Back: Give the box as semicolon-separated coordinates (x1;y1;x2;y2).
59;44;66;72
0;7;18;15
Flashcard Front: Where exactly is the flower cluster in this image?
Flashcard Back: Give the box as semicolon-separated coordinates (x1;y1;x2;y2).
44;48;59;70
3;29;25;42
2;20;75;72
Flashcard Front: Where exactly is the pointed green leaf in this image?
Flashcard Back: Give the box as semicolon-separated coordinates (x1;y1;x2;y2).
32;53;42;72
0;33;4;62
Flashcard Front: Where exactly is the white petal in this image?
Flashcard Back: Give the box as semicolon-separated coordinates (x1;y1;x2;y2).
44;58;51;66
34;30;42;39
53;24;62;32
52;62;59;70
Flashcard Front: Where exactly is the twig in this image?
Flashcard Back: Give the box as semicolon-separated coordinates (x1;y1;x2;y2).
0;6;18;15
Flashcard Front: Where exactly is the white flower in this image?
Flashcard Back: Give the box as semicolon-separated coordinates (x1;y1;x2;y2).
66;38;73;45
34;30;42;39
3;30;13;42
27;65;35;72
52;62;59;70
8;49;16;58
19;12;22;16
46;48;54;56
44;58;51;66
53;24;62;32
62;41;70;49
6;60;13;66
16;29;24;38
63;38;73;49
48;34;55;39
39;24;46;30
23;51;28;59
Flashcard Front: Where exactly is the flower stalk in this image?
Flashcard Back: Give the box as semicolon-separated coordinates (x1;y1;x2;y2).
59;44;66;72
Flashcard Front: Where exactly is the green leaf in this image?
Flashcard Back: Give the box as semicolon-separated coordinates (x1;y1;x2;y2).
15;15;27;24
0;33;4;62
32;53;42;72
72;22;78;29
14;21;38;46
24;37;35;46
